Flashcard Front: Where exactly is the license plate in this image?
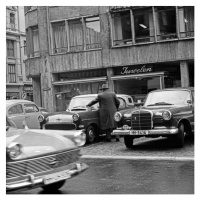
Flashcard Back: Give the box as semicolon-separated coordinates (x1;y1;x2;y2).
130;130;149;135
44;170;71;185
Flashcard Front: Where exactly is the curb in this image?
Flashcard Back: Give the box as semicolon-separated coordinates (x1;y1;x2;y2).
81;155;194;161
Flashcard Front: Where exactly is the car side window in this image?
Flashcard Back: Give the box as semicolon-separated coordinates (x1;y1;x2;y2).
127;97;133;104
118;98;126;109
8;104;23;115
25;104;39;113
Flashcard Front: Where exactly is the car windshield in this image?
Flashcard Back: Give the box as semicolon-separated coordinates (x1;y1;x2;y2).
144;90;191;107
68;96;99;110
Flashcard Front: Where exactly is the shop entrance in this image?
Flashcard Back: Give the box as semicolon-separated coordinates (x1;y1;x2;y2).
113;73;164;103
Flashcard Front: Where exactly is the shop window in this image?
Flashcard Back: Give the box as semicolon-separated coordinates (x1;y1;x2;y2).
178;6;194;38
85;17;101;50
30;26;40;57
111;11;132;46
69;19;84;52
155;7;177;41
134;8;155;43
52;21;68;53
7;64;16;83
8;104;23;115
7;40;15;57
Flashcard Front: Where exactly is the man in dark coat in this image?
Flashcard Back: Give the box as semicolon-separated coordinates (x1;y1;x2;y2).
87;84;120;142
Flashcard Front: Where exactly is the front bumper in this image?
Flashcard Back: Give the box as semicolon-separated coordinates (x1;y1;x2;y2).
112;128;178;136
6;162;88;192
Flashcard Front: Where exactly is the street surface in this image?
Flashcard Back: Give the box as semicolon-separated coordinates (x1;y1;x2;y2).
8;135;194;194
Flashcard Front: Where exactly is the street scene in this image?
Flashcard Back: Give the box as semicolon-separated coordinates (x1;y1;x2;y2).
6;6;195;195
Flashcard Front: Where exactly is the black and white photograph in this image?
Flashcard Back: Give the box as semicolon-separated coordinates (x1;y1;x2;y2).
2;0;199;198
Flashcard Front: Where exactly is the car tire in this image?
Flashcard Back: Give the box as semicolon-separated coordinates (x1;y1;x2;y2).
176;123;185;148
42;180;66;191
86;125;95;144
124;135;134;148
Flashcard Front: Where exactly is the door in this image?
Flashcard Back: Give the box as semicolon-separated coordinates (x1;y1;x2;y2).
7;104;25;129
24;103;41;129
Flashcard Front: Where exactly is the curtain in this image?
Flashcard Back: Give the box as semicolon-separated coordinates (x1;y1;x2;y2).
113;14;123;45
53;24;67;53
69;20;83;52
7;40;14;57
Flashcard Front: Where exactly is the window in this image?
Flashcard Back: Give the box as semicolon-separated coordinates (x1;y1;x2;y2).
118;97;126;109
7;40;15;57
155;7;177;41
30;26;39;57
111;11;132;45
52;21;67;53
25;104;39;113
10;13;15;30
8;104;23;115
7;64;16;83
24;40;26;55
69;19;84;52
85;17;101;50
178;6;194;38
51;16;101;53
134;8;155;43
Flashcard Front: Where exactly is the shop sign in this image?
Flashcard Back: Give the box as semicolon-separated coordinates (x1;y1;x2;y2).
115;65;153;76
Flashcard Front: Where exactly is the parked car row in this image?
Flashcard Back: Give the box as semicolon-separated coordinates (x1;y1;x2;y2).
6;87;194;192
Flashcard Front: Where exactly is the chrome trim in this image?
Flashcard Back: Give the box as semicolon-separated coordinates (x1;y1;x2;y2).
6;163;88;191
112;128;178;135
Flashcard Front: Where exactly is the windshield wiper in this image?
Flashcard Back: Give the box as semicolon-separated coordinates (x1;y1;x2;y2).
147;102;174;106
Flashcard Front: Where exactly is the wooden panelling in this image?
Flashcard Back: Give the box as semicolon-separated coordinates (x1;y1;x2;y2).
50;50;102;73
110;40;194;67
49;6;99;21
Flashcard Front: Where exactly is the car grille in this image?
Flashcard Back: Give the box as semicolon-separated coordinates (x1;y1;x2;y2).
131;110;152;130
45;123;76;130
6;149;80;179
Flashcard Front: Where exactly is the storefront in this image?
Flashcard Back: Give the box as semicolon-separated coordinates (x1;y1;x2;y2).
52;60;194;111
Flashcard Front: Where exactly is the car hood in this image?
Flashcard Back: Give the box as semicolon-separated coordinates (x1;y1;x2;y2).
121;104;191;115
6;127;77;159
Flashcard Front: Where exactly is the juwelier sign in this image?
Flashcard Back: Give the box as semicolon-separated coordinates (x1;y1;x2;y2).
114;65;153;76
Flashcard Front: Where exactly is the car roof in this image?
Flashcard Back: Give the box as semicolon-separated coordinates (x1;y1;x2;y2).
149;87;194;93
6;99;34;107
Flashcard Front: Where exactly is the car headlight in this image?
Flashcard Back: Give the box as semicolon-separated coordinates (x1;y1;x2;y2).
162;110;172;120
72;113;79;121
38;115;44;122
73;131;86;146
7;143;22;160
114;112;122;122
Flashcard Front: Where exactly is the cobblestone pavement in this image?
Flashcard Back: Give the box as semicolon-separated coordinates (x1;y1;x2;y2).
80;135;194;158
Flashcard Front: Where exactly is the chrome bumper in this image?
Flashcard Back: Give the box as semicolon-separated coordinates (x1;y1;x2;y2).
6;162;88;192
112;128;178;136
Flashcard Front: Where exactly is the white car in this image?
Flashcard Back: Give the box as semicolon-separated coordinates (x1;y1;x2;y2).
6;100;44;129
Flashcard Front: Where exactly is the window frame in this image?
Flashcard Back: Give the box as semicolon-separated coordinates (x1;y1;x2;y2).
24;104;39;113
7;40;15;57
8;104;24;115
7;64;16;83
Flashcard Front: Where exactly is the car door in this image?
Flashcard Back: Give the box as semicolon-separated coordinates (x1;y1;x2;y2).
24;103;41;129
7;104;25;129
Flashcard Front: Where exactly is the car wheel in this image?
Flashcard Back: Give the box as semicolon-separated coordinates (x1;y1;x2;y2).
124;135;134;148
176;123;185;148
86;125;95;144
42;180;66;191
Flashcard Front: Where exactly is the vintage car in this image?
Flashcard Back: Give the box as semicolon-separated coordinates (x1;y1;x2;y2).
44;94;135;144
6;99;45;129
112;87;194;148
6;117;88;192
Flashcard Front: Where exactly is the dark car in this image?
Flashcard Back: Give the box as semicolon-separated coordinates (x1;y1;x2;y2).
6;117;88;192
39;107;51;128
112;87;194;148
44;94;135;144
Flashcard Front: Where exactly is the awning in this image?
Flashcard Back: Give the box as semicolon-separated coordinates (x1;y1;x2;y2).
52;76;107;86
111;72;165;80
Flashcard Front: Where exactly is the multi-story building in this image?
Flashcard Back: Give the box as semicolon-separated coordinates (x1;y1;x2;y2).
6;6;33;101
24;6;194;112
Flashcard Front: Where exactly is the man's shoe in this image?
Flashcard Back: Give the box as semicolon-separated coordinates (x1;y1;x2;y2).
116;138;120;142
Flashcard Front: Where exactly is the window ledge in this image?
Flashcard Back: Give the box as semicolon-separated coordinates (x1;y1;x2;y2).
50;47;102;56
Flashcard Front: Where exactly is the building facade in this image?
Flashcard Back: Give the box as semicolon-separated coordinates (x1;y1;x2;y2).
24;6;194;112
6;6;33;101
